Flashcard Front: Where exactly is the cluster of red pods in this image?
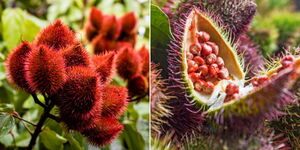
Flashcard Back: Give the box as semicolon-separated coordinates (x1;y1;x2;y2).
187;31;229;95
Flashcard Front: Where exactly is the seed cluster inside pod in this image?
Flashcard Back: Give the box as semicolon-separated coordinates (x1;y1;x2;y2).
187;30;230;95
182;9;245;104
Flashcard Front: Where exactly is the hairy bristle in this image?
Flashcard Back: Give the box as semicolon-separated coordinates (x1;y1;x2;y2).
34;20;77;51
6;41;34;93
54;66;102;131
138;46;150;76
101;85;128;118
127;74;148;97
81;117;123;146
116;47;142;79
26;45;66;95
61;43;91;68
92;51;116;84
92;36;131;54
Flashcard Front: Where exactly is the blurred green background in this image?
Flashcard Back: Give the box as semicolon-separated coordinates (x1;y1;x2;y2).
0;0;149;149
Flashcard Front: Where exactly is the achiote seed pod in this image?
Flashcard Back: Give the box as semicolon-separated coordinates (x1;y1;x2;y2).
81;117;123;146
34;20;77;51
138;46;150;76
26;45;66;95
93;51;116;84
159;6;300;144
61;43;91;68
55;66;102;131
101;85;128;118
116;47;142;79
127;74;148;97
6;41;34;93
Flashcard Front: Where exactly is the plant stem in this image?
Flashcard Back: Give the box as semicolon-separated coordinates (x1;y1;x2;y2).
12;114;37;126
27;101;54;150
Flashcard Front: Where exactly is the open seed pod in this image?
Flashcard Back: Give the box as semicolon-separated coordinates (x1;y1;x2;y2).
165;8;300;142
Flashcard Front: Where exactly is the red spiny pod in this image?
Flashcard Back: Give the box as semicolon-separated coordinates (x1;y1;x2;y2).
89;7;103;30
119;12;137;34
6;41;34;93
101;85;128;118
34;20;77;51
138;46;150;76
61;43;91;68
116;47;142;79
92;35;131;54
54;66;102;131
92;51;116;84
25;45;66;95
85;23;98;42
81;117;123;146
101;15;121;40
127;74;148;97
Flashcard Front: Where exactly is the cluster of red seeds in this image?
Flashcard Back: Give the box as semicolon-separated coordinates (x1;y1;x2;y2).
223;55;296;103
187;31;229;95
251;55;296;87
86;7;149;98
6;20;129;146
86;7;137;54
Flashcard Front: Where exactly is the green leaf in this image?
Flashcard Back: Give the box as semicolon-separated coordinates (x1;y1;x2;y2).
2;8;24;51
120;124;145;150
2;8;43;51
40;128;67;150
150;5;173;79
0;113;15;137
64;133;83;150
0;104;14;113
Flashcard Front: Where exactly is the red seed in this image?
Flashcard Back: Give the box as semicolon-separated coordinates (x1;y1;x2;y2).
186;52;194;60
281;60;294;68
216;57;224;67
202;81;214;94
232;93;240;100
282;55;295;62
257;76;268;85
197;31;210;43
194;56;205;65
201;44;212;56
209;64;219;78
207;42;219;55
189;73;201;83
198;65;208;76
218;68;229;79
225;83;239;96
194;80;206;92
206;53;217;64
190;44;201;55
251;76;269;87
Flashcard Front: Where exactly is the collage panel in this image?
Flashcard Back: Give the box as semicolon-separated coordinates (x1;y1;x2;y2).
0;0;149;149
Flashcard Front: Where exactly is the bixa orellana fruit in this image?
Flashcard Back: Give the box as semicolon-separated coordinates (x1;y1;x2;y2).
166;8;300;140
85;7;137;54
5;19;129;146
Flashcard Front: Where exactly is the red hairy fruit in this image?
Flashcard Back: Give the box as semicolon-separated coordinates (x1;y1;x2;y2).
85;24;98;42
92;51;116;84
138;46;150;76
6;41;34;93
61;43;91;68
92;35;132;54
101;15;121;40
26;45;66;95
89;7;103;30
101;85;128;118
116;47;142;79
119;12;137;34
127;74;148;97
82;117;123;146
35;20;77;51
55;67;102;131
